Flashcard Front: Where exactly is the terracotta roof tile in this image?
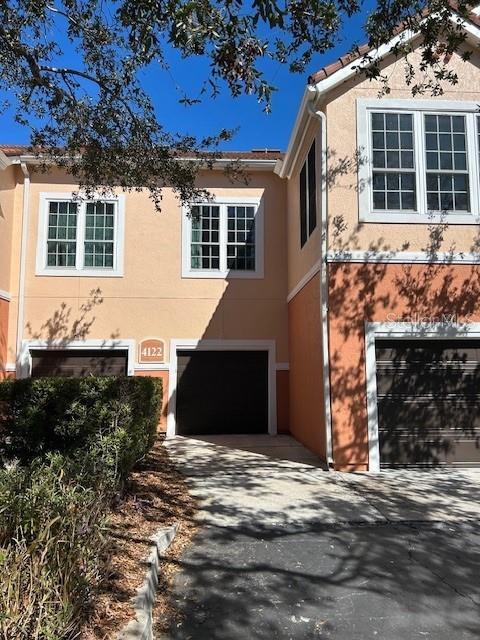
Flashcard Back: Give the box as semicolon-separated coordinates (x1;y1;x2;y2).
308;1;480;86
0;145;284;160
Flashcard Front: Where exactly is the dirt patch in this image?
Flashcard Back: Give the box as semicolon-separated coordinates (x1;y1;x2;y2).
80;436;198;640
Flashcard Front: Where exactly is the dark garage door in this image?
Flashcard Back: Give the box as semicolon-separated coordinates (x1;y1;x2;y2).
376;340;480;467
176;350;268;435
31;349;128;377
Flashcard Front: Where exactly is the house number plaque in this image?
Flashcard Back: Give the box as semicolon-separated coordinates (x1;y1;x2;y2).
138;338;165;364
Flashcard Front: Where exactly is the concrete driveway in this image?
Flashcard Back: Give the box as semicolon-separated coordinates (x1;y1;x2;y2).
160;435;480;640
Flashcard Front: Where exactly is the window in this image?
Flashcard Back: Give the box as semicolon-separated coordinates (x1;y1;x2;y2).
182;198;263;279
37;193;125;276
300;140;317;247
358;99;480;223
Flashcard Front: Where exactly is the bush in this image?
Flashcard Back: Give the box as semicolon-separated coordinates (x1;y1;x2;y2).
0;375;163;639
0;376;162;476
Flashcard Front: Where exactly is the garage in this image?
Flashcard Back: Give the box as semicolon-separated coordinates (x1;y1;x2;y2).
30;349;128;377
175;350;269;435
375;339;480;467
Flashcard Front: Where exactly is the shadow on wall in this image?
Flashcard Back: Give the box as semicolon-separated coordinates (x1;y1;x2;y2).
323;144;480;469
169;184;289;439
21;287;123;377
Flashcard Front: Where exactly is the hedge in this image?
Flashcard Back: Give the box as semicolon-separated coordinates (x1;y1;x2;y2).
0;375;163;639
0;376;162;474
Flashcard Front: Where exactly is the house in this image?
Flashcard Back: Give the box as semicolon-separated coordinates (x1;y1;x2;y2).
2;5;480;471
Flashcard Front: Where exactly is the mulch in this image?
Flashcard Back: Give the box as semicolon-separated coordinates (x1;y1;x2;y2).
80;436;198;640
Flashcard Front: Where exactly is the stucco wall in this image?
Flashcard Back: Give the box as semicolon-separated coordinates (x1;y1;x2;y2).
286;118;321;294
0;298;8;375
0;165;16;293
14;167;289;368
324;42;480;255
287;274;326;459
328;260;480;470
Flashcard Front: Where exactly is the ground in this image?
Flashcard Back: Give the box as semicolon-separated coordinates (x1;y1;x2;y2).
156;435;480;640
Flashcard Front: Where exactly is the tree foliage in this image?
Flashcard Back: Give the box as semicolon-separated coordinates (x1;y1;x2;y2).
0;0;476;205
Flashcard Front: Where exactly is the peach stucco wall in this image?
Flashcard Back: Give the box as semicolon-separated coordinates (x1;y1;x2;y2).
288;273;326;459
0;165;16;295
0;299;8;376
13;168;288;369
324;43;480;255
329;260;480;470
276;370;290;434
286;118;321;294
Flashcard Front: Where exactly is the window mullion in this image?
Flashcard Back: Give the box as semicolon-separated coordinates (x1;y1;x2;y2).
414;111;426;215
76;201;86;270
220;204;227;275
466;113;479;217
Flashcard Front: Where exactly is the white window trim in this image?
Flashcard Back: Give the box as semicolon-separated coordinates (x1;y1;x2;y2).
357;98;480;224
365;321;480;472
18;338;136;378
36;192;125;277
167;338;277;437
181;196;264;279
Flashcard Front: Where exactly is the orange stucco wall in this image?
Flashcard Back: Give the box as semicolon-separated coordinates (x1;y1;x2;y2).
0;298;8;377
134;369;169;432
329;261;480;471
287;275;326;459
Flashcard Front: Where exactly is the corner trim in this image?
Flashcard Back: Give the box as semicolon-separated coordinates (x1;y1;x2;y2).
286;260;321;303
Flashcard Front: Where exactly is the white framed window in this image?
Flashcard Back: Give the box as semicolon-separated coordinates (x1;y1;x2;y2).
182;196;264;279
36;192;125;276
357;99;480;224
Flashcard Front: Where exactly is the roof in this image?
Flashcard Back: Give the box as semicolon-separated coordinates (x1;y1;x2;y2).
277;1;480;179
0;144;283;161
308;1;480;85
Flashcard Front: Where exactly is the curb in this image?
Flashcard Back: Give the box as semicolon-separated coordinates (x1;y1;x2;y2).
118;524;178;640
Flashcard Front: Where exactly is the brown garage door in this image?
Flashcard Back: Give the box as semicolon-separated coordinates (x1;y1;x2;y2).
31;349;128;377
376;340;480;467
176;350;268;435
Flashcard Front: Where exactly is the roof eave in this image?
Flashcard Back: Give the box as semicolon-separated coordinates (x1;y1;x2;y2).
0;150;12;170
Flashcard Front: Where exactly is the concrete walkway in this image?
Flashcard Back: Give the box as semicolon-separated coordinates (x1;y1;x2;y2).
165;435;480;528
160;436;480;640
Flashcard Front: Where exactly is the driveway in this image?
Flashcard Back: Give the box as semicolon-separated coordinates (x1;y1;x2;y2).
160;435;480;640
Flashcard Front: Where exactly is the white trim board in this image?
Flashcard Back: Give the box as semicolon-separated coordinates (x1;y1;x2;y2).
357;98;480;224
18;339;136;378
364;321;480;472
134;363;170;371
0;289;11;302
167;339;277;437
286;260;321;303
327;250;480;264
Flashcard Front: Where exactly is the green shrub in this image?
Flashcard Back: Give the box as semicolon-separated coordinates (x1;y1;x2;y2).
0;374;163;638
0;376;162;476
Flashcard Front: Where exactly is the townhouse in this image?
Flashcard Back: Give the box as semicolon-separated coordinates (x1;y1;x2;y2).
2;4;480;471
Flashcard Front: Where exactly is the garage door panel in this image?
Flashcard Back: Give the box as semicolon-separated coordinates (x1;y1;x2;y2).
376;340;480;467
31;349;128;377
176;350;268;436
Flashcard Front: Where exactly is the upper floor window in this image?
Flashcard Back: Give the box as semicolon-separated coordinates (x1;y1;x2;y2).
182;197;264;279
300;140;317;246
37;193;125;276
358;99;480;224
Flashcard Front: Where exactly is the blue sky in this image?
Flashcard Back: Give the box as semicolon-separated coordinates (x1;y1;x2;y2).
1;3;373;151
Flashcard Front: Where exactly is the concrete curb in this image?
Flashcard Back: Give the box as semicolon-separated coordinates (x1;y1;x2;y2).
117;524;178;640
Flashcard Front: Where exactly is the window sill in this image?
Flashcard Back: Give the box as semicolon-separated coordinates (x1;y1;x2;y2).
182;269;264;280
359;212;480;225
35;268;124;277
